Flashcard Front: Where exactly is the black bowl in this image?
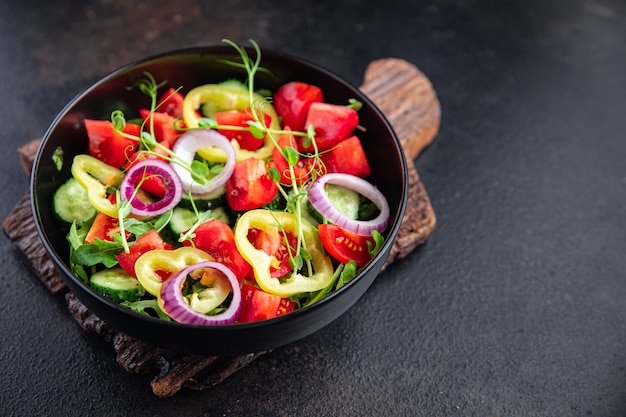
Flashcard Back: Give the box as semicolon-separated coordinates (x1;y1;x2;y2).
31;45;408;356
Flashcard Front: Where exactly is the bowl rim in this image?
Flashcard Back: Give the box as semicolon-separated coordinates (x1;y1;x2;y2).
30;44;409;333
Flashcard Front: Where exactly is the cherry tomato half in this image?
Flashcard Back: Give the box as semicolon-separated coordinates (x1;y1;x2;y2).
238;284;296;323
318;223;374;267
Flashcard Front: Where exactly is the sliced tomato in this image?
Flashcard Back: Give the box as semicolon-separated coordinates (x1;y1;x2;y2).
318;224;374;267
116;230;172;277
216;109;272;151
300;102;358;153
273;81;324;131
84;212;120;244
225;157;278;211
238;284;296;323
124;151;168;198
267;129;310;185
182;219;251;281
85;119;140;168
247;227;298;278
157;87;185;119
139;109;181;146
320;135;371;178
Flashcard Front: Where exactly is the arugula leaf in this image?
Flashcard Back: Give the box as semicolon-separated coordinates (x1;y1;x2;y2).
153;209;173;233
121;299;171;320
71;238;123;268
124;217;153;236
67;220;89;250
335;260;357;290
367;230;385;257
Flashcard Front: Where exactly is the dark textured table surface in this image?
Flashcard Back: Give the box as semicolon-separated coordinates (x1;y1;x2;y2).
2;1;626;416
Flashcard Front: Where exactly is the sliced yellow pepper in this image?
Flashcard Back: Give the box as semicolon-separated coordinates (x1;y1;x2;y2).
182;84;281;162
233;209;334;298
134;247;214;296
71;154;124;218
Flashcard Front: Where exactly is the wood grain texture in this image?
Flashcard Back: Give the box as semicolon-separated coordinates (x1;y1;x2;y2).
2;58;439;396
360;58;439;267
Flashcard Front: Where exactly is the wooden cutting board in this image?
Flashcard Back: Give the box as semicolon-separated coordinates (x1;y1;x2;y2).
2;57;439;397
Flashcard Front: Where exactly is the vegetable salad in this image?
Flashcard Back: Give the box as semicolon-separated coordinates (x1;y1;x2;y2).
52;40;391;325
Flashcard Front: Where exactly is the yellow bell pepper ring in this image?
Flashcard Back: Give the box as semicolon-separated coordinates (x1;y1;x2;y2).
71;154;125;218
233;209;334;298
182;84;281;162
134;247;214;296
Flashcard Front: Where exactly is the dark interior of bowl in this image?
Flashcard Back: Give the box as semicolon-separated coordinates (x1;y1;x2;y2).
31;45;408;356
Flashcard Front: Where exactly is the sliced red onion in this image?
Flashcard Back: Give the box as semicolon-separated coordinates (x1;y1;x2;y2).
160;261;241;325
308;173;390;236
121;158;182;217
171;129;236;194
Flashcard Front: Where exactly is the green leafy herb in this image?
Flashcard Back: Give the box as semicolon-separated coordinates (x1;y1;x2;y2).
153;209;173;233
347;98;363;111
121;299;171;320
52;146;64;171
367;230;384;257
282;146;299;167
124;217;153;237
335;260;357;290
111;110;126;131
191;160;210;183
71;238;123;268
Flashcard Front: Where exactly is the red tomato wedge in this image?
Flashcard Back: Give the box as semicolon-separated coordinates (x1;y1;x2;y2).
157;87;185;119
216;109;272;151
247;227;298;278
182;219;251;282
300;102;358;152
225;157;278;211
117;230;172;277
267;129;310;185
318;223;374;267
84;212;120;244
273;81;324;131
238;284;295;323
320;135;371;178
85;119;140;168
139;109;180;146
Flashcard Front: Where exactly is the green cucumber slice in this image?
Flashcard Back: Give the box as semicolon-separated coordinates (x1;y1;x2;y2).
52;177;97;224
90;267;145;303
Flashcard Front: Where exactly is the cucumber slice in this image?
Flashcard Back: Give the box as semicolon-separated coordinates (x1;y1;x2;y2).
53;177;97;224
170;207;199;234
90;267;145;303
308;184;361;224
178;186;226;211
326;184;360;219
